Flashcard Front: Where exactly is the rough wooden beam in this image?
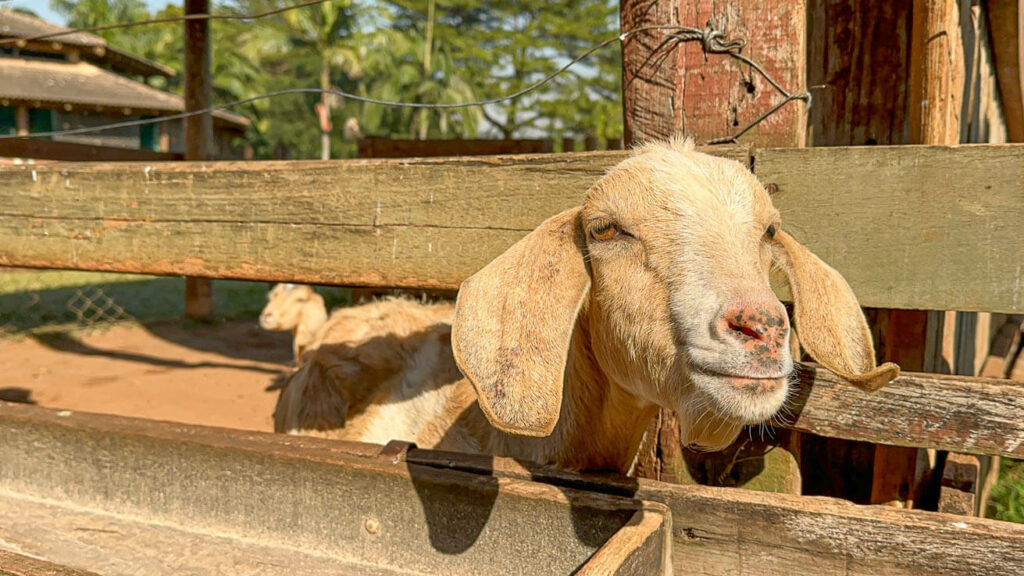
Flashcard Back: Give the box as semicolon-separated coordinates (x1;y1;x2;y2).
986;0;1024;142
4;402;1023;576
183;0;213;321
677;0;807;147
412;444;1024;576
786;364;1024;459
358;138;554;158
620;0;683;144
755;144;1024;314
0;146;1021;310
0;139;184;162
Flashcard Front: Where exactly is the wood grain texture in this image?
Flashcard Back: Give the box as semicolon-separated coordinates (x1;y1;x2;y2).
634;478;1024;576
410;446;1024;576
908;0;965;146
0;550;101;576
986;0;1024;141
0;149;745;290
1;145;1021;312
620;0;683;144
786;364;1024;459
757;144;1024;313
678;0;807;147
576;508;670;576
805;0;913;146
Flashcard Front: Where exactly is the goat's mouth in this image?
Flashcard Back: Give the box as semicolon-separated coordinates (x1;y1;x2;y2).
688;367;791;426
693;368;788;393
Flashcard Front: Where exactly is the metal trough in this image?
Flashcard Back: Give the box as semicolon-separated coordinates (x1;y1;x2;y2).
0;402;670;575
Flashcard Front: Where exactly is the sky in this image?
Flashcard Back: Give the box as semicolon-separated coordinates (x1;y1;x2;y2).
13;0;175;26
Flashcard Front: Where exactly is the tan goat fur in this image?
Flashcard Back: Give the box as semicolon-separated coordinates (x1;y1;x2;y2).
259;283;328;360
273;297;460;445
276;139;898;473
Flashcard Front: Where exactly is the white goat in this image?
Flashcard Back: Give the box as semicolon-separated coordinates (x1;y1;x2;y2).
259;283;328;360
275;139;899;473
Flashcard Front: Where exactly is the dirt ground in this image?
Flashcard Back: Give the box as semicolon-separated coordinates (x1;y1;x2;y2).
0;321;294;432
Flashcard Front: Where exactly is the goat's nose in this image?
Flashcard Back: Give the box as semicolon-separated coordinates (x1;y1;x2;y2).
720;304;788;345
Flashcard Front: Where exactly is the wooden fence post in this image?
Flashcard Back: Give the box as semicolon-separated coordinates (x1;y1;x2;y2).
184;0;214;321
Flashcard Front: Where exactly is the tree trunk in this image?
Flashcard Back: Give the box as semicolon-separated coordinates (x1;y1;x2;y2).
320;51;331;161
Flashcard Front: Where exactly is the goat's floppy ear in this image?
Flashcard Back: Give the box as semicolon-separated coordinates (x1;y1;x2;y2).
773;229;899;392
452;208;590;437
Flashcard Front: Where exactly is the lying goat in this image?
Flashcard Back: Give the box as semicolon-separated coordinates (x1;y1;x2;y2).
273;297;458;444
259;283;328;360
276;139;898;472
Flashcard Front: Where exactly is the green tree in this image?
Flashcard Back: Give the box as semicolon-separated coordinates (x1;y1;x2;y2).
49;0;148;31
226;0;360;159
385;0;621;142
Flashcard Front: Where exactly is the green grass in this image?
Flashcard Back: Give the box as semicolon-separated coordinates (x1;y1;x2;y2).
0;270;351;335
989;458;1024;522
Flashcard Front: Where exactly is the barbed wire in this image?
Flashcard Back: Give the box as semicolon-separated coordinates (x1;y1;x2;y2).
0;22;810;145
0;0;333;46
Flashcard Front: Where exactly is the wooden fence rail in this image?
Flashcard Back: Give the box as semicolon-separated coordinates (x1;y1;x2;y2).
2;144;1023;459
1;144;1020;313
2;401;1023;576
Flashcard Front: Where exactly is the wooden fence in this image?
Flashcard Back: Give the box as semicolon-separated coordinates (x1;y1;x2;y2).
2;144;1024;576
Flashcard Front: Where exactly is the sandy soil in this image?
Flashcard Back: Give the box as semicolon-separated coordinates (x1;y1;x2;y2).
0;321;294;431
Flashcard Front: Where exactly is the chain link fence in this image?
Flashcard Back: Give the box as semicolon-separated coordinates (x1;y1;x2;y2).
0;268;355;340
0;269;138;339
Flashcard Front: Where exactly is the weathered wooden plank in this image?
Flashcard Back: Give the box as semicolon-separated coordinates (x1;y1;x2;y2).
0;139;184;162
986;0;1024;142
0;149;742;289
0;402;656;576
636;478;1024;576
678;0;808;147
5;402;1023;576
806;0;913;146
757;144;1024;313
0;550;102;576
1;145;1022;313
786;364;1024;459
576;508;670;576
358;138;553;158
411;446;1024;576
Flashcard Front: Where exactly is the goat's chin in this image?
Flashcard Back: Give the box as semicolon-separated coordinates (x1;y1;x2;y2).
674;372;790;452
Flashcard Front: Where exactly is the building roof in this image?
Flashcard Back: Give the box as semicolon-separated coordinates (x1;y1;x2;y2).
0;10;176;78
0;58;249;128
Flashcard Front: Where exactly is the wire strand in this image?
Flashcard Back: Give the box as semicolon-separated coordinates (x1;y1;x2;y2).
0;23;810;145
0;0;333;46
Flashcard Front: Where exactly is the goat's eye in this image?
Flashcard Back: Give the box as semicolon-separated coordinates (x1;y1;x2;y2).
590;222;619;241
765;224;777;239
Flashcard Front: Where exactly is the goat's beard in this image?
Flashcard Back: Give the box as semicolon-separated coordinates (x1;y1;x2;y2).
674;393;746;452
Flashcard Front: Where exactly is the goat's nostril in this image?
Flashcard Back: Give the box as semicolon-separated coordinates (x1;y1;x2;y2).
728;321;766;341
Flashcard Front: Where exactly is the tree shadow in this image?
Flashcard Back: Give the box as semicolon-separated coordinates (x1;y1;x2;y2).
30;331;286;376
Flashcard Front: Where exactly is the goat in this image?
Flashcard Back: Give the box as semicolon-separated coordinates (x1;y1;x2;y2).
273;297;459;445
276;139;899;473
259;283;328;360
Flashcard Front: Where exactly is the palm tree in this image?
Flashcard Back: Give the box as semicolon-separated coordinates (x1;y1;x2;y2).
238;0;359;159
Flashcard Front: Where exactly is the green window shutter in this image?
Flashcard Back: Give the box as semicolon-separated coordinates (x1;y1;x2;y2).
0;107;15;135
140;116;159;151
28;109;53;138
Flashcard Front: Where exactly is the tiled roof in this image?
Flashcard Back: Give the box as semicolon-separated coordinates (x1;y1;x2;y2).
0;9;105;48
0;10;176;77
0;57;249;127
